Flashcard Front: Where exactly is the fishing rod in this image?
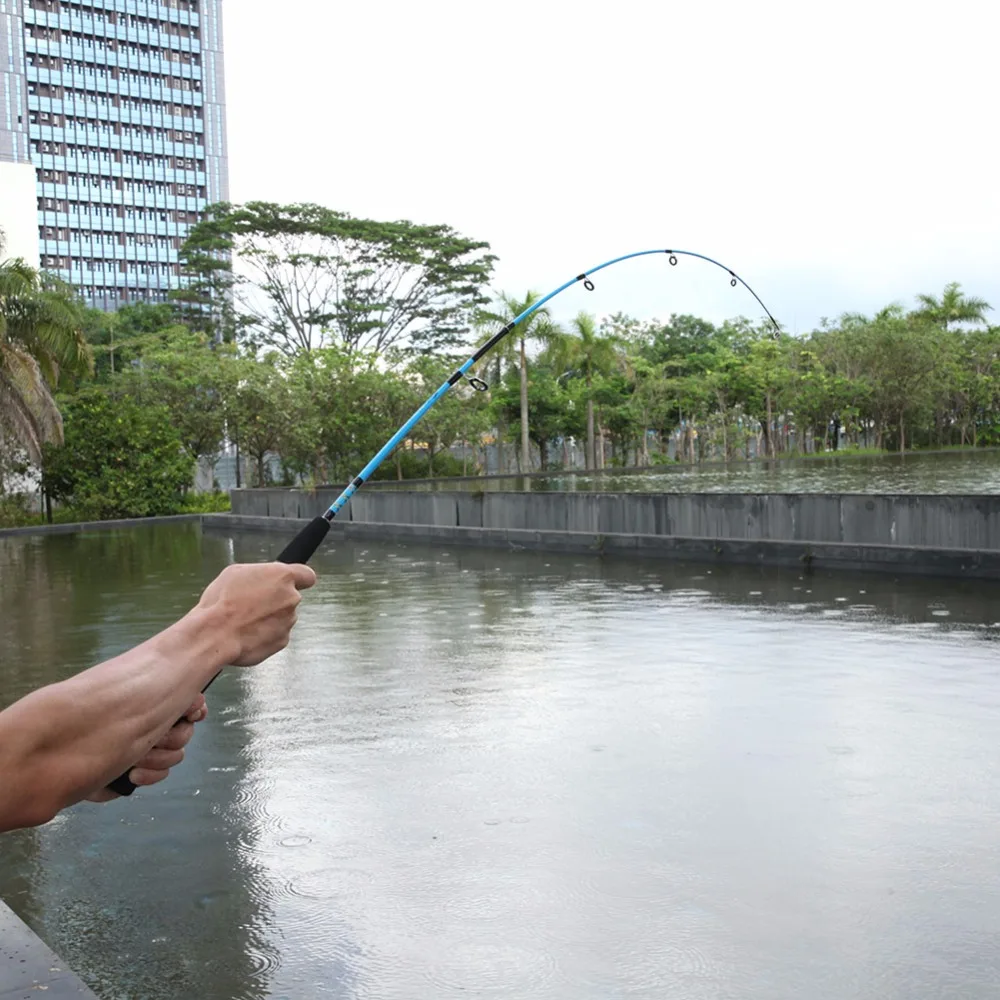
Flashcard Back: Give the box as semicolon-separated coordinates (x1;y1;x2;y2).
107;247;780;796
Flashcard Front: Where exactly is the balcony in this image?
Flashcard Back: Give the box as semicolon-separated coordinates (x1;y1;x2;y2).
24;10;203;55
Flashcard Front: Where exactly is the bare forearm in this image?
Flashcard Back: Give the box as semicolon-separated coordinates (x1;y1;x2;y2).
0;606;237;832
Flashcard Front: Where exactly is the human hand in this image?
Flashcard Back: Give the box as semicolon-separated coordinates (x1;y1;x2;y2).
87;696;208;803
196;562;317;667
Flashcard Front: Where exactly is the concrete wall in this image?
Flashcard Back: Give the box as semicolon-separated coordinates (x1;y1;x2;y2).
6;497;997;578
0;901;97;997
230;490;1000;552
205;513;1000;580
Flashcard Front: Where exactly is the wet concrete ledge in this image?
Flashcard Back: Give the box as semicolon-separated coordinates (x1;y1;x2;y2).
204;513;1000;580
4;505;999;578
0;901;97;998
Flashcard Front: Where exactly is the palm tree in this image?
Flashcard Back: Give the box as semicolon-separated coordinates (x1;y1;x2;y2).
478;291;562;473
915;283;991;329
564;312;621;470
913;286;991;447
472;316;518;475
1;234;90;466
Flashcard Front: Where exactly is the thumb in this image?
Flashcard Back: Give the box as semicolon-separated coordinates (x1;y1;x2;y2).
282;564;317;590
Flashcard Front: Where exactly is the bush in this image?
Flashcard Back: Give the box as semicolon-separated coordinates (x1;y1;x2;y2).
178;491;232;514
369;448;466;481
43;389;194;520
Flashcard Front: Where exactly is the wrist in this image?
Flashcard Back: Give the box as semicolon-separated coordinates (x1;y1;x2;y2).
158;604;241;679
191;602;243;667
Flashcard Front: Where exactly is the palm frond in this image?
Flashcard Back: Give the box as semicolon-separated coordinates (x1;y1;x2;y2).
0;349;63;463
0;256;92;390
0;378;45;465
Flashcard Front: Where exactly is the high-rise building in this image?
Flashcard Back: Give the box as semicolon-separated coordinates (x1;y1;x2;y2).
0;0;228;309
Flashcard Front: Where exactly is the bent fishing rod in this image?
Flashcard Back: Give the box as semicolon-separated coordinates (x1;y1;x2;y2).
107;247;780;796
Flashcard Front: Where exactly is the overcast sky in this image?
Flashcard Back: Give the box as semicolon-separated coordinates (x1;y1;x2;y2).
223;0;998;335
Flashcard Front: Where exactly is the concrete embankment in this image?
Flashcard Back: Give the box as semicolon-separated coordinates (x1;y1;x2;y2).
4;491;998;577
223;489;1000;579
0;901;97;997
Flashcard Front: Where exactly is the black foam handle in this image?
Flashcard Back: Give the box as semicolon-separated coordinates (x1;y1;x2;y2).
276;515;332;565
105;516;331;797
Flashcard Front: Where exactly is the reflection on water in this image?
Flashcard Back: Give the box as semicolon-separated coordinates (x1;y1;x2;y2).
370;449;1000;494
4;524;1000;998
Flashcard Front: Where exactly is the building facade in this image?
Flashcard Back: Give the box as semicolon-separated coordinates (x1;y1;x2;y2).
0;0;228;309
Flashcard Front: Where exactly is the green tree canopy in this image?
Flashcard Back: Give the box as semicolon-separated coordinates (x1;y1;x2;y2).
179;201;497;357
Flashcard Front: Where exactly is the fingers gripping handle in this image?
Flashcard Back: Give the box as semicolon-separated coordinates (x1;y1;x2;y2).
105;517;331;797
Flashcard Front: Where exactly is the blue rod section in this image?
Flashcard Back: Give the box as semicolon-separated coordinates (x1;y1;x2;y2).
323;248;777;520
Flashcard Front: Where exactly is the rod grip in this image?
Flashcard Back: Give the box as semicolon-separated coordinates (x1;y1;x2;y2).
276;516;332;565
105;516;331;797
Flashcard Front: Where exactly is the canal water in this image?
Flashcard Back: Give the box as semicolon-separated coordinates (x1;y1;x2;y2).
371;448;1000;494
3;523;1000;999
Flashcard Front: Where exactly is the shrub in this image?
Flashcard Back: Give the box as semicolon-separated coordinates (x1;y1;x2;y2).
42;389;194;520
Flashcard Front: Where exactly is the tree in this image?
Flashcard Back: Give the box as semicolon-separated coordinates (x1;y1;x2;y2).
477;291;563;473
701;347;746;460
915;283;991;329
847;306;940;452
0;246;90;466
180;202;496;357
959;327;1000;445
493;357;575;471
563;313;622;469
42;388;193;519
226;355;294;487
278;346;419;484
82;302;180;380
404;355;476;475
644;313;722;368
117;328;234;465
729;328;792;458
471;316;517;475
626;355;673;465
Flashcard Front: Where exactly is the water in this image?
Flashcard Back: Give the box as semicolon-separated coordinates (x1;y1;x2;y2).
371;449;1000;494
3;523;1000;999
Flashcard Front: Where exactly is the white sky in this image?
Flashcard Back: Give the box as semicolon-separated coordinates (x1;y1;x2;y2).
224;0;999;336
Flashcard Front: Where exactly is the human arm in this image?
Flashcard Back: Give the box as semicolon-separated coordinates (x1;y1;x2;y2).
83;694;208;803
0;562;316;833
